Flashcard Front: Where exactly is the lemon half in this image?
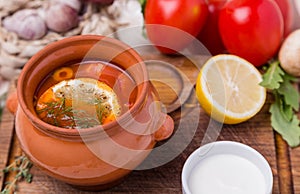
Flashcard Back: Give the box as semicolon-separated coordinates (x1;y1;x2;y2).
196;54;266;124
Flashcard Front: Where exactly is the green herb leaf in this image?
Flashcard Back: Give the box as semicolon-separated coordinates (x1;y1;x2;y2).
138;0;147;16
260;60;284;90
1;155;33;193
270;99;300;147
25;174;33;183
261;60;300;147
277;73;299;111
278;96;293;122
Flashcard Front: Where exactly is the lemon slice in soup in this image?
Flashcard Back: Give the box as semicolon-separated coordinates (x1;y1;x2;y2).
36;78;121;129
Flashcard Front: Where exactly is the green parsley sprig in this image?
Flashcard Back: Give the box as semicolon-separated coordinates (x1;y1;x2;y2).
260;60;300;147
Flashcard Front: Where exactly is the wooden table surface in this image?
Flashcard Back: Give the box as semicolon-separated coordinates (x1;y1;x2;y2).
0;55;299;194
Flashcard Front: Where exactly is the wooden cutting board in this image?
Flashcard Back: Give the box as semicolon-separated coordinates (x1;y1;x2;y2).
0;54;298;193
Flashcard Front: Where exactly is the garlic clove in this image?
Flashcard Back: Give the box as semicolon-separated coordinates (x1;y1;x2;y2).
3;9;47;40
19;14;47;40
52;0;82;13
46;4;79;33
2;16;15;32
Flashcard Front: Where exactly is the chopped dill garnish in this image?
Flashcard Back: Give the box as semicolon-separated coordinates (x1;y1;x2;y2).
36;97;110;129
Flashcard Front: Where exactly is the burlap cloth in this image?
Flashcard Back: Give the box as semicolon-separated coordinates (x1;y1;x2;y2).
0;0;126;80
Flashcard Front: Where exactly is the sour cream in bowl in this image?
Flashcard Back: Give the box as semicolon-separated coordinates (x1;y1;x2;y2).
181;141;273;194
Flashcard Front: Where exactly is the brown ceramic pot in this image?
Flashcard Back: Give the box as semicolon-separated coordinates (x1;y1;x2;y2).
8;35;174;190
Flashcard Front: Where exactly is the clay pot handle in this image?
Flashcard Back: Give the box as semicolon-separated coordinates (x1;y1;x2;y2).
154;114;174;141
6;91;18;115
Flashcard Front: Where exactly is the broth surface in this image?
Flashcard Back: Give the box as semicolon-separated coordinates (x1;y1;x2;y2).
34;61;137;129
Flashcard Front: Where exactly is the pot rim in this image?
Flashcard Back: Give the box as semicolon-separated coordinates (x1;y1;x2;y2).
17;35;150;138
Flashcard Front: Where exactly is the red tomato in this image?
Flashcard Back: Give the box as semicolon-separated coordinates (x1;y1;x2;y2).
273;0;294;37
197;0;227;55
219;0;284;67
294;1;300;29
145;0;208;54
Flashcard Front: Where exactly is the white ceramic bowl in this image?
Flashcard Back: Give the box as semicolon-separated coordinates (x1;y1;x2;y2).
181;141;273;194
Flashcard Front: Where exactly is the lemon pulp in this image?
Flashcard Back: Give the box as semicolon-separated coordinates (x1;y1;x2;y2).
196;54;266;124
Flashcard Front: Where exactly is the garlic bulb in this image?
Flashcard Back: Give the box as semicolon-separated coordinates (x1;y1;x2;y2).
45;0;80;33
3;9;47;40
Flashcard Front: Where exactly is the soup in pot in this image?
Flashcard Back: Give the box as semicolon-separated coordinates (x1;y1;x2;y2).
34;61;137;129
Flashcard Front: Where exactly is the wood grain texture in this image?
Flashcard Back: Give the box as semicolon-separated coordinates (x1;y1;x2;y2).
290;146;300;194
0;83;16;190
275;133;294;194
0;55;289;193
